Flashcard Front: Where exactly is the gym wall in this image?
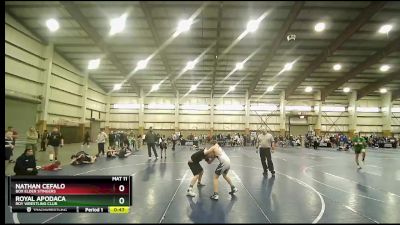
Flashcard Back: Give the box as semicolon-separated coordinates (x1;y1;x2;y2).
5;12;107;140
109;93;140;130
5;12;400;142
392;99;400;135
5;98;38;145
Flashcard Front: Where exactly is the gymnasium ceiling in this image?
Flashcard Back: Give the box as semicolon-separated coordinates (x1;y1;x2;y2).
5;1;400;100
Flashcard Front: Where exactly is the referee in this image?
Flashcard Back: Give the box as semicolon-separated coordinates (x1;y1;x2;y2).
257;129;276;177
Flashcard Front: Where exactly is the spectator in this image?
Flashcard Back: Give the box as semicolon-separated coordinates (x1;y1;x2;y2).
7;126;18;163
14;147;37;175
289;135;294;147
296;138;301;146
122;132;130;149
47;127;64;161
172;133;178;151
160;135;168;159
82;131;91;148
26;127;38;155
106;146;118;158
40;130;48;152
127;132;133;150
313;136;319;150
118;146;132;158
137;133;143;149
109;131;115;148
96;129;107;157
145;127;158;160
5;131;14;165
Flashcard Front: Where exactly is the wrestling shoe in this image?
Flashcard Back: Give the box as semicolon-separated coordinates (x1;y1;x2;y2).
186;189;196;197
210;193;219;200
229;187;238;195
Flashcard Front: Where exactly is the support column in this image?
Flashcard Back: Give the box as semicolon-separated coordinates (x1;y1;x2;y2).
314;91;322;136
81;72;89;123
348;91;357;138
37;120;47;134
138;88;145;135
80;72;89;139
279;90;286;136
175;91;179;131
105;95;111;134
245;90;250;134
78;123;85;143
382;91;392;137
38;43;54;132
210;93;214;135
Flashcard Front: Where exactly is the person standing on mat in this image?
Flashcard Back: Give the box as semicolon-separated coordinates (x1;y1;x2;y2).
96;129;107;157
82;131;91;149
159;135;168;159
313;135;319;150
108;131;115;148
172;133;178;151
352;131;367;169
40;130;48;152
186;148;215;197
256;129;276;177
145;127;158;160
47;127;64;162
204;140;238;200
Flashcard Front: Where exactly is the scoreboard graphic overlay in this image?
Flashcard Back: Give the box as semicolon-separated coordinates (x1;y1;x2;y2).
8;176;132;213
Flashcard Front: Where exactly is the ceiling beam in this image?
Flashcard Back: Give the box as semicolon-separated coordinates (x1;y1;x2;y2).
32;28;397;38
247;1;304;99
10;2;397;14
211;1;223;98
5;9;108;93
392;89;400;101
356;71;400;100
321;36;400;100
285;1;387;99
138;1;178;97
5;10;48;45
60;1;141;95
13;15;393;29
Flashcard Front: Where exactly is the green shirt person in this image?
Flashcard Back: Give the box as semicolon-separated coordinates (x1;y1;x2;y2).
352;136;366;154
352;132;367;169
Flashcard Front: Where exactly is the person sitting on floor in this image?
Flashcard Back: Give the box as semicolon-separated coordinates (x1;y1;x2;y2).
14;147;38;176
70;151;97;165
37;160;62;171
118;145;132;158
106;146;118;158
